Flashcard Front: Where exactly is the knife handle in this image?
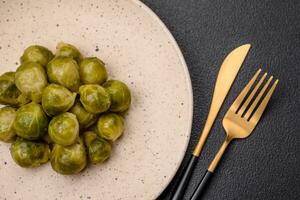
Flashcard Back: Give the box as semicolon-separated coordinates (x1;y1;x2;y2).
170;155;198;200
190;170;213;200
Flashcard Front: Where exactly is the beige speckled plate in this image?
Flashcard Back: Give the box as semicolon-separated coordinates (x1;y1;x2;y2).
0;0;193;199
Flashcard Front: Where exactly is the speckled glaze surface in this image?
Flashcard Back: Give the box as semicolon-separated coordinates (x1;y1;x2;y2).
0;0;193;199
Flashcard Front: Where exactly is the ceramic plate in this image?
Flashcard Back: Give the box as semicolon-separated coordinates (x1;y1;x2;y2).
0;0;193;199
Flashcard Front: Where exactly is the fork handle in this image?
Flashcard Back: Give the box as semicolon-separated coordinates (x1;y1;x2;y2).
208;136;231;172
190;137;232;200
170;155;199;200
190;170;213;200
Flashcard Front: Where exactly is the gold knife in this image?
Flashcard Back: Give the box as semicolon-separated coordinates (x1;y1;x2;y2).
171;44;251;200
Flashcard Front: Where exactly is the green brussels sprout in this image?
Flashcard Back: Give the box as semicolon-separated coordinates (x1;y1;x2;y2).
69;100;97;129
20;45;54;67
15;62;48;103
0;72;29;107
83;131;112;164
51;138;87;175
0;106;16;142
103;80;131;112
48;112;79;146
10;138;50;168
46;56;80;92
42;84;76;116
79;84;111;114
56;42;82;62
13;102;48;140
79;57;107;84
97;113;124;141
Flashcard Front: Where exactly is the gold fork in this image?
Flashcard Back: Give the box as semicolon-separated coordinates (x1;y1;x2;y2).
190;69;279;200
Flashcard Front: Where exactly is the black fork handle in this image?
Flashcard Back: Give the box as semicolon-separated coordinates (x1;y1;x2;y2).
190;170;213;200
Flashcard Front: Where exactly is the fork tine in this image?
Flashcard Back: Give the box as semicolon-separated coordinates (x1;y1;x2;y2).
237;72;267;115
230;69;262;112
249;79;279;124
244;76;273;120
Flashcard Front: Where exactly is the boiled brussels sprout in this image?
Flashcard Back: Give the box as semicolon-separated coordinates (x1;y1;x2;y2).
48;112;79;146
51;138;87;175
47;56;80;92
0;106;16;142
20;45;54;67
0;72;29;107
10;138;50;168
97;113;124;141
56;42;82;62
69;100;97;129
103;80;131;112
42;84;76;116
79;84;111;114
83;131;112;164
13;102;48;140
15;62;48;103
79;57;107;84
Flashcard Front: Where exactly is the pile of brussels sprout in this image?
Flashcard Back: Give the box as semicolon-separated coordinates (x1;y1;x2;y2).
0;43;131;175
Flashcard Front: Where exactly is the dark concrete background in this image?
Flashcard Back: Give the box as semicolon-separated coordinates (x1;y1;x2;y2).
140;0;300;199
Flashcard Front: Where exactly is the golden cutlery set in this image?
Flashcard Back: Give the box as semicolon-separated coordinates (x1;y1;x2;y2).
171;44;279;200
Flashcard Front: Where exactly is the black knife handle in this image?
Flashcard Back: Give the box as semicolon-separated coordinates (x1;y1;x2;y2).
170;155;199;200
190;170;213;200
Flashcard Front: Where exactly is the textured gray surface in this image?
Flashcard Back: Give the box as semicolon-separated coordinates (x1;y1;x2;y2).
140;0;300;199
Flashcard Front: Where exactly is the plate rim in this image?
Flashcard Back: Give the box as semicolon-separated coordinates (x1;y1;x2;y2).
131;0;194;198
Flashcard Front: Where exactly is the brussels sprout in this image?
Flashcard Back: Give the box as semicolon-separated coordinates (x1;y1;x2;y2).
69;100;97;129
51;138;87;175
47;56;80;92
48;112;79;146
83;131;112;164
97;113;124;141
79;84;111;114
10;138;50;168
20;45;54;67
0;72;29;107
15;62;48;103
79;57;107;84
103;80;131;112
56;42;82;62
13;102;48;140
0;106;16;142
42;84;76;116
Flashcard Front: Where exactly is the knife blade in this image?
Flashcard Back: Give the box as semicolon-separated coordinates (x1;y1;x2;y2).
193;43;251;156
